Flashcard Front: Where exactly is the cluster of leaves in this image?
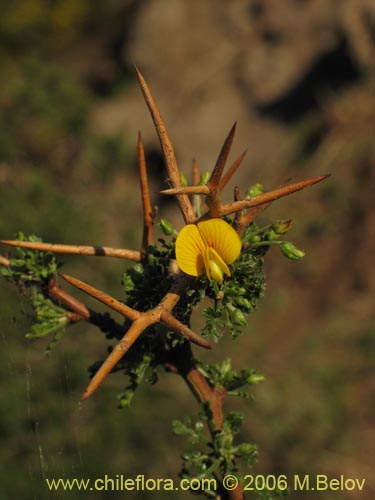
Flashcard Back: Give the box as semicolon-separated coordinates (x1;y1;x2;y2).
174;411;287;500
26;292;67;339
0;233;120;353
202;255;265;341
122;239;176;311
174;407;287;499
0;233;67;350
198;358;265;399
26;292;69;352
174;411;257;498
173;359;262;497
0;233;60;285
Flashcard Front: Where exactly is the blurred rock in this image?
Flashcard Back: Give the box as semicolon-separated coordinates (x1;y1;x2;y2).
92;0;373;193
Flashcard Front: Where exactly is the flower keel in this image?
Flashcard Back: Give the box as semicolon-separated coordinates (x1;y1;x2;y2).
205;246;231;283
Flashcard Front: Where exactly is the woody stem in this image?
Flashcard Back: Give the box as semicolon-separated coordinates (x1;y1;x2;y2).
170;342;244;499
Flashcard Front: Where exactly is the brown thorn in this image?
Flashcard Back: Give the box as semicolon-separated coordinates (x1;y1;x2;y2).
192;158;199;185
215;174;331;219
234;186;242;202
0;254;10;266
160;311;211;349
160;185;210;196
208;122;237;189
233;186;243;229
218;149;247;191
58;273;140;321
0;240;141;261
48;278;91;320
80;273;197;399
81;316;154;400
134;65;195;224
138;131;153;259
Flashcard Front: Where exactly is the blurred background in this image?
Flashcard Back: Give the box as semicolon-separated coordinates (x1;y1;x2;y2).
0;1;374;499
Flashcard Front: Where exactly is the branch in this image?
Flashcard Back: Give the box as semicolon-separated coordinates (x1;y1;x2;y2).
59;271;210;399
0;240;141;261
169;343;244;500
170;342;224;430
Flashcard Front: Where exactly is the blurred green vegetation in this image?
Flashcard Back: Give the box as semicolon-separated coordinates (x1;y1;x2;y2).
0;4;148;498
0;2;373;500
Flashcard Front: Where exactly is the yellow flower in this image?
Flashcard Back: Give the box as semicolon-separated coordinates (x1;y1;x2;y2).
175;218;242;283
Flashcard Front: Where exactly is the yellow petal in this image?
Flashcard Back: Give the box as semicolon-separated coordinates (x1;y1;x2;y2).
175;224;206;276
197;218;241;264
204;246;231;283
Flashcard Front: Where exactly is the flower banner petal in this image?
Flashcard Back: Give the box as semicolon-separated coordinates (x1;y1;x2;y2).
175;224;206;276
197;219;241;264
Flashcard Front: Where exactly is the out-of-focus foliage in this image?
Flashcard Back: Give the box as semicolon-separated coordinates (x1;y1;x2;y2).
0;55;89;166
